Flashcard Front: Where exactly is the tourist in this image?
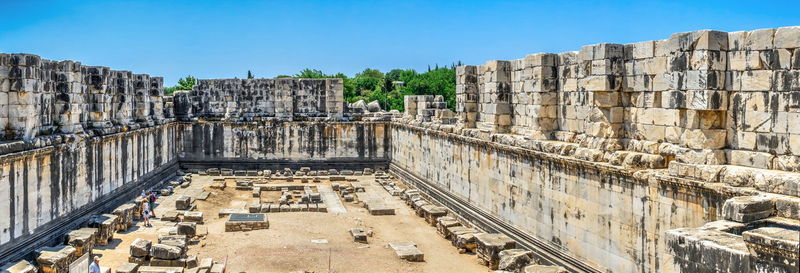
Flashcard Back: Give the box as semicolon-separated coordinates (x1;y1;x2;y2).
147;192;156;217
89;256;101;273
141;199;152;227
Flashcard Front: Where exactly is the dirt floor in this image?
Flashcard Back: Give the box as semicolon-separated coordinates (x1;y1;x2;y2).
92;173;492;273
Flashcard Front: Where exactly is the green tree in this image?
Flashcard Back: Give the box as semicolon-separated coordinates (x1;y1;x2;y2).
247;70;254;79
164;75;197;95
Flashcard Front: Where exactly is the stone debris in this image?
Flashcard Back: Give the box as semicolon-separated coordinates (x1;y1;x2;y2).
742;227;799;272
112;203;137;231
150;243;182;260
420;205;448;225
224;213;269;232
65;227;98;256
89;214;119;245
0;260;37;273
436;216;462;236
35;245;77;273
388;242;424;262
721;195;775;222
498;248;536;272
161;211;181;222
116;262;140;273
523;265;569;273
349;228;368;243
177;222;197;236
218;208;247;218
175;195;193;211
130;238;153;257
183;211;205;223
137;266;185;273
475;233;517;269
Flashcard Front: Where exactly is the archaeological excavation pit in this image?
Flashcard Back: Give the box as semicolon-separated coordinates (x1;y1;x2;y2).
1;25;800;273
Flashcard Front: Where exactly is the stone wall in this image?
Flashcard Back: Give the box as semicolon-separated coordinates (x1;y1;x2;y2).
183;78;344;121
390;123;738;272
453;27;800;193
0;123;182;260
398;26;800;273
177;121;390;169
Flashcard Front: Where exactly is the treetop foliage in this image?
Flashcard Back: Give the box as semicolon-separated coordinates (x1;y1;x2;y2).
163;63;459;111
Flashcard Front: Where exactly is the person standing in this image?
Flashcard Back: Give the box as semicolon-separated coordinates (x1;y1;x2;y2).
89;256;101;273
148;192;156;217
141;199;151;227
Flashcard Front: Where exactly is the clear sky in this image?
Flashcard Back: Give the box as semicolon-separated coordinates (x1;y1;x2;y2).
0;0;797;85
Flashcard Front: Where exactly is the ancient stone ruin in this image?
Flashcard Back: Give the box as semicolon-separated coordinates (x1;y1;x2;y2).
1;26;800;273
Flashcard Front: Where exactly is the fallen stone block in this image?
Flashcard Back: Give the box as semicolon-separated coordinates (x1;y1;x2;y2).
350;228;368;243
225;213;269;232
150;243;182;260
218;208;247;218
137;266;185;273
475;233;517;269
116;262;140;273
420;205;448;225
150;258;186;267
742;227;799;271
436;216;461;236
130;238;153;257
65;227;98;256
177;222;196;236
175;196;192;210
388;242;424;262
0;260;37;273
195;191;210;201
722;195;775;222
210;263;225;273
183;211;204;223
498;248;536;272
523;264;569;273
161;211;180;222
36;245;77;273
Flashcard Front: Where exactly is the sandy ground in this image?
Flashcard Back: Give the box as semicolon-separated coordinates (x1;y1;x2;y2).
92;174;491;273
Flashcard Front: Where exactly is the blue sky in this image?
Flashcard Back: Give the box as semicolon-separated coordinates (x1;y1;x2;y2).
0;0;797;85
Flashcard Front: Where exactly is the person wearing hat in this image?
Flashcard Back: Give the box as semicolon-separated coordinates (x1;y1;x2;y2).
89;256;101;273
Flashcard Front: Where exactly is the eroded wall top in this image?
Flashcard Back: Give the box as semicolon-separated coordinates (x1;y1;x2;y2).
402;26;800;198
0;53;171;141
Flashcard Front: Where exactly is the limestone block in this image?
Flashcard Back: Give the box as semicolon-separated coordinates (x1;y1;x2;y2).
745;28;775;50
0;260;37;273
498;249;535;272
666;30;729;52
773;26;800;49
523;265;568;273
683;70;725;90
690;50;727;70
627;41;655;60
665;228;751;273
388;242;424;262
580;75;621;91
741;227;800;271
722;195;775;222
686;90;727;110
740;70;774;91
676;149;726;165
116;263;139;273
728;150;775;169
728;31;749;51
680;129;726;149
475;233;516;269
522;53;557;67
592;91;620;107
129;239;152;258
758;49;793;70
579;43;624;60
